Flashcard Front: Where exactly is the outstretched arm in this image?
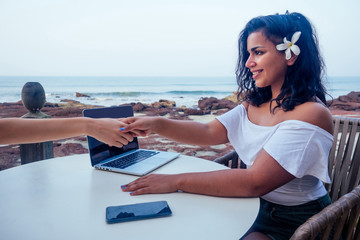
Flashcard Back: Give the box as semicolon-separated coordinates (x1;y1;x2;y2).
122;116;229;146
0;117;135;147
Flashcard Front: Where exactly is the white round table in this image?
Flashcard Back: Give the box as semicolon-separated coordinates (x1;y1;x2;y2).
0;154;259;240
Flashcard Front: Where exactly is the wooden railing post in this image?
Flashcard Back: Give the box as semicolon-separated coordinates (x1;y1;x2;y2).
20;82;54;164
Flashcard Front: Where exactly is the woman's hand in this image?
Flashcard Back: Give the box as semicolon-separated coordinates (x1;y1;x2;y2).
87;118;139;148
121;174;180;196
121;117;157;137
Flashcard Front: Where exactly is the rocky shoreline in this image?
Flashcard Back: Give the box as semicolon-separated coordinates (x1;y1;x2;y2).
1;91;359;171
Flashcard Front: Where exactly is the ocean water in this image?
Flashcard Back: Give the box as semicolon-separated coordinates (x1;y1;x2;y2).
0;76;358;108
326;76;360;100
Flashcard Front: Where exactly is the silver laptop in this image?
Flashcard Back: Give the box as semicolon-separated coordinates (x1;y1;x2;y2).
83;105;179;176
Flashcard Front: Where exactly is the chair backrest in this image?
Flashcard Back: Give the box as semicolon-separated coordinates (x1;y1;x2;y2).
214;150;242;168
290;184;360;240
327;116;360;202
291;116;360;240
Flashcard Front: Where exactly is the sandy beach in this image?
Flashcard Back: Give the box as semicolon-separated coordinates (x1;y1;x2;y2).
1;91;359;171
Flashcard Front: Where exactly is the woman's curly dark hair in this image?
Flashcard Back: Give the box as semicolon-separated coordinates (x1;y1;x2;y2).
236;12;328;112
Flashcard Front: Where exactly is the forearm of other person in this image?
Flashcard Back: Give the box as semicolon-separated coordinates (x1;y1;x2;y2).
0;118;134;147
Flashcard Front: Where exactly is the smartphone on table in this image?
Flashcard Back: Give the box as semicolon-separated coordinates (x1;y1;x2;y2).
106;201;172;224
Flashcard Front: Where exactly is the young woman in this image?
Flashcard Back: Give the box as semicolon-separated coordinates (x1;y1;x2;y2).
121;12;333;240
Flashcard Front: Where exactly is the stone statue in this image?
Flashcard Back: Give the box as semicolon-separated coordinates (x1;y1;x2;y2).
21;82;50;118
20;82;53;164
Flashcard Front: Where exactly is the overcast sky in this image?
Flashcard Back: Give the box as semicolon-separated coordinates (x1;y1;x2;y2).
0;0;359;77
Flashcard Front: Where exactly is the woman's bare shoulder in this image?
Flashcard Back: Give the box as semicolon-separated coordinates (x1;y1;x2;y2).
290;101;333;134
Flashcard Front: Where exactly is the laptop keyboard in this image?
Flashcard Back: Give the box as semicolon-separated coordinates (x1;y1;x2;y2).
103;150;160;169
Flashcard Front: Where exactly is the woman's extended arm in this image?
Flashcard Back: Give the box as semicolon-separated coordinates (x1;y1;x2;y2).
122;148;295;197
122;116;229;146
0;117;135;147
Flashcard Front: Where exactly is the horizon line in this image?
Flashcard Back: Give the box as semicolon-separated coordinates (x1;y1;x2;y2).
0;75;359;78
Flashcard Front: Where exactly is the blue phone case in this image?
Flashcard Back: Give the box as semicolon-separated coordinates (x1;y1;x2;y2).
106;201;172;224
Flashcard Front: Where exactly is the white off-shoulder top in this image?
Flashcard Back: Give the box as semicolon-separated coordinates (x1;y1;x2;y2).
216;104;334;206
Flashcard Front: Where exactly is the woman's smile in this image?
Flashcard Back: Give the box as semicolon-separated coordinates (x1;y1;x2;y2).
251;69;263;79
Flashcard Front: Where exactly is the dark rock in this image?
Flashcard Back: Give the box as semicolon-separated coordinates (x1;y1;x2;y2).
76;92;90;98
328;91;360;111
132;102;147;112
0;145;20;170
214;98;237;110
184;109;210;115
44;102;59;108
53;142;88;157
198;97;219;110
338;91;360;103
198;97;237;110
0;102;27;118
49;108;83;117
151;100;176;109
159;99;176;106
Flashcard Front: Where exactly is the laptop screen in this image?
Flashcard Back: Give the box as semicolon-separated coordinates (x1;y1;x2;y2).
83;105;139;166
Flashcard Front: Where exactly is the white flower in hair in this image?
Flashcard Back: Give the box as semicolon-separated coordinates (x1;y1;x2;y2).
276;31;301;60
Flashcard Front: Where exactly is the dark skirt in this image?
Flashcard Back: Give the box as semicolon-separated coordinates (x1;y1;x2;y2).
240;194;332;240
